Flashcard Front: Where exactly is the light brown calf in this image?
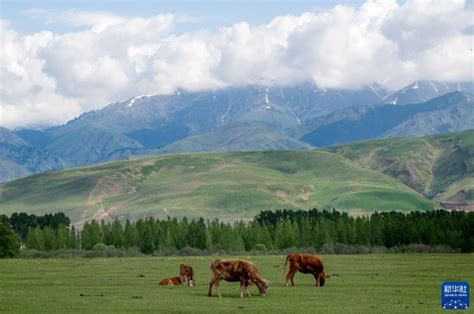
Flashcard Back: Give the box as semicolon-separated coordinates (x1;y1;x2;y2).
159;276;183;286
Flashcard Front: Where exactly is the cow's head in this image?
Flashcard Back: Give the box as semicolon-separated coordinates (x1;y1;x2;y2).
318;272;328;287
188;278;195;287
256;280;270;296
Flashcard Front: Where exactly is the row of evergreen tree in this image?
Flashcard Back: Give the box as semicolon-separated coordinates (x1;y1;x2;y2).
2;209;473;255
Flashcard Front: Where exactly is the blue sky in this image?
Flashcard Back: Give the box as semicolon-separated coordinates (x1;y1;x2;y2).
2;0;370;34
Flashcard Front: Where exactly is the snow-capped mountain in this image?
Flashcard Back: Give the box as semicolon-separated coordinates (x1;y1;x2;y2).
383;81;473;106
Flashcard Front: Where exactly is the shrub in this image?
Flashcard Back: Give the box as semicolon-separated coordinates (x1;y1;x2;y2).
252;243;268;253
179;246;202;256
93;243;108;251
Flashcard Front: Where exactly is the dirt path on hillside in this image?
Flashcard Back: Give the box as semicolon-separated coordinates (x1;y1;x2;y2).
76;175;132;227
406;162;420;185
426;145;441;195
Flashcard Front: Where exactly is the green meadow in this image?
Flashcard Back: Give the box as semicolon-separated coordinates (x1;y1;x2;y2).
1;254;472;313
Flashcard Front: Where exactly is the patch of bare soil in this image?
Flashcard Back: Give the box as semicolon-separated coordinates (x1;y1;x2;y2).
440;202;474;212
76;174;136;227
348;209;372;217
87;175;135;204
298;185;315;201
406;162;420;185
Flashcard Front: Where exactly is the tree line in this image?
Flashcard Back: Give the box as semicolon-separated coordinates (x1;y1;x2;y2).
1;209;473;257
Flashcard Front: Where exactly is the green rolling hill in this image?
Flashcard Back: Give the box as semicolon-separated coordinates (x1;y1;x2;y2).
327;129;474;207
157;122;314;153
0;150;435;225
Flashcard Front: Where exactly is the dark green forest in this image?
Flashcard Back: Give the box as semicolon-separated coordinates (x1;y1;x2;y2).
1;209;473;257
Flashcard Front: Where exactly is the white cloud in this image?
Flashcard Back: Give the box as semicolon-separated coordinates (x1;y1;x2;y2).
1;0;473;129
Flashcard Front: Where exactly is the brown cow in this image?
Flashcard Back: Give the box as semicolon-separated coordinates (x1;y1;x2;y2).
180;264;196;287
208;259;270;298
283;254;328;287
159;276;183;286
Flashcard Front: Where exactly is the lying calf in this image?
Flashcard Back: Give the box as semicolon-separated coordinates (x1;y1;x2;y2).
159;276;183;286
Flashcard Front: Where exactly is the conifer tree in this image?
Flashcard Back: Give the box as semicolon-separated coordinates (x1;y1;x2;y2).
110;220;124;248
68;225;78;249
124;219;137;248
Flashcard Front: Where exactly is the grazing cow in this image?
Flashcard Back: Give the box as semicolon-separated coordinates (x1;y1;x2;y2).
283;254;328;287
159;276;183;286
208;259;270;298
180;264;196;287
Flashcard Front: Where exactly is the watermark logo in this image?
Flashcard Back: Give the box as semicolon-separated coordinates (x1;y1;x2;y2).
442;282;469;310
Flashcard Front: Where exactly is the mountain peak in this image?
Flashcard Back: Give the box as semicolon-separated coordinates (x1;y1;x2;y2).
126;95;150;107
383;80;473;106
0;127;29;146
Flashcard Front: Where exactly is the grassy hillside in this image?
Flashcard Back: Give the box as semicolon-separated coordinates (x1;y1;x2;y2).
327;129;474;205
158;122;313;153
0;151;434;224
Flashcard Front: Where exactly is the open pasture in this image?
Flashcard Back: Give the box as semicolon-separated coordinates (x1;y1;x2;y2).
1;254;472;313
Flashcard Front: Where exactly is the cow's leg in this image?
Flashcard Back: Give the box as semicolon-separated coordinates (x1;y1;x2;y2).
208;275;220;297
286;268;297;287
240;280;245;298
314;273;320;287
246;284;251;297
290;271;296;286
216;280;222;298
285;271;291;286
208;278;214;296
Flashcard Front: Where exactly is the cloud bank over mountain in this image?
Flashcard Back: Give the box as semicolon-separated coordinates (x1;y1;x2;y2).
1;0;472;128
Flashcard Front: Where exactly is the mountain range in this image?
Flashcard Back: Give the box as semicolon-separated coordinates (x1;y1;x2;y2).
299;91;474;147
0;80;472;182
1;130;472;225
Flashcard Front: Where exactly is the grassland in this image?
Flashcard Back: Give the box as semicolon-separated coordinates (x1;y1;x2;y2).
1;254;472;313
0;150;434;224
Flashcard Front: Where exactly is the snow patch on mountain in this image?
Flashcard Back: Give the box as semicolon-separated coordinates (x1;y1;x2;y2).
221;99;232;125
428;81;439;93
127;95;150;107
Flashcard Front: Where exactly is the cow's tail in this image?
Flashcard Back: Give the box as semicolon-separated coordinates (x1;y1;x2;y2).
281;255;289;277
